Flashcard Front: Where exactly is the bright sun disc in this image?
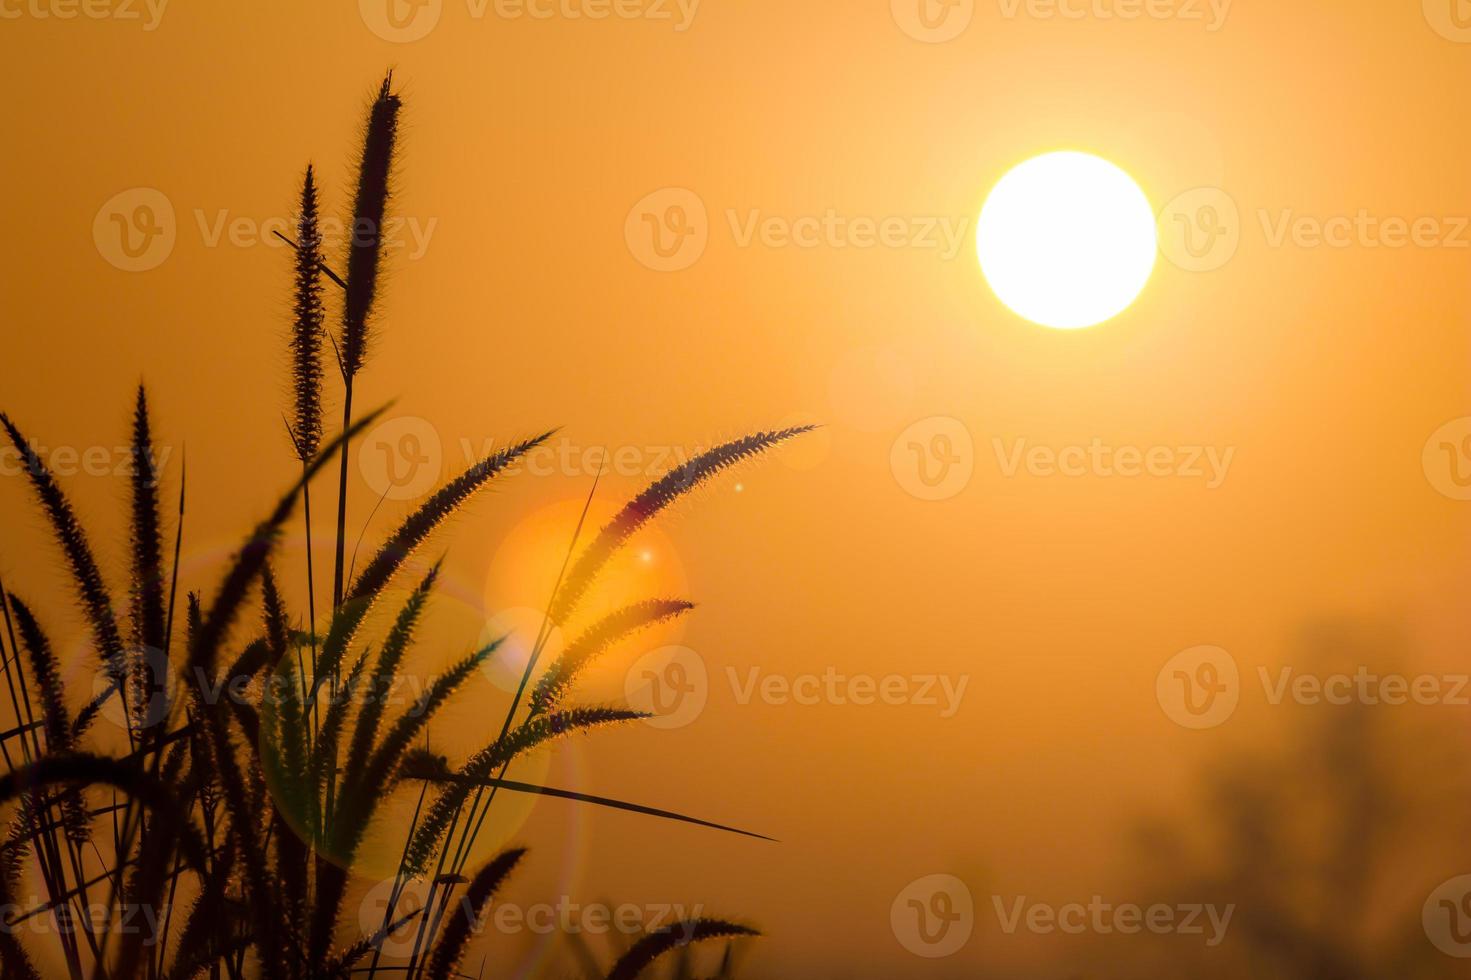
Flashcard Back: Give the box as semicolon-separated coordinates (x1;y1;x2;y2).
977;151;1157;330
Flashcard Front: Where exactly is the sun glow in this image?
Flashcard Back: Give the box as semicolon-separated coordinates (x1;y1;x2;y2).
977;151;1157;330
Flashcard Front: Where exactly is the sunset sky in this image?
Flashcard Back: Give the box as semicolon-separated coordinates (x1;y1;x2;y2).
3;1;1471;975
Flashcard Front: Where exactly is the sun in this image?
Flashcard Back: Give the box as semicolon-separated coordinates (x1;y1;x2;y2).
977;151;1157;330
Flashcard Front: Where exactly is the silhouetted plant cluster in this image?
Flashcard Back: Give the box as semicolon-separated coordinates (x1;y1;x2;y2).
0;73;806;979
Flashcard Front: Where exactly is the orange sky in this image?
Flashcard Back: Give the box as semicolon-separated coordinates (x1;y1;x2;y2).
3;0;1471;975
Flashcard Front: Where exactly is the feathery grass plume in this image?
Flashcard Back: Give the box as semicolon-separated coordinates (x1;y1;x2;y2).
423;847;527;979
404;706;648;875
341;561;440;794
341;72;400;382
349;433;556;607
324;906;424;977
290;165;328;760
605;919;760;980
332;71;402;612
290;166;327;462
0;862;42;980
529;598;695;717
7;597;70;755
550;427;815;625
351;636;508;828
0;413;128;692
128;386;168;737
6;596;90;845
314;432;553;696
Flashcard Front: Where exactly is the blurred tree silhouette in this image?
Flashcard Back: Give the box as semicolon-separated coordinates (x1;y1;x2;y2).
1086;618;1471;979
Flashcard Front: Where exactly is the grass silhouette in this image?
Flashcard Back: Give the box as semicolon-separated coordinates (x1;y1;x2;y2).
0;73;806;979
